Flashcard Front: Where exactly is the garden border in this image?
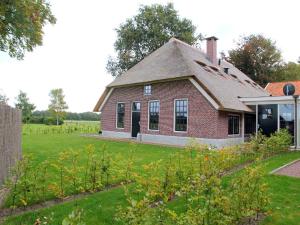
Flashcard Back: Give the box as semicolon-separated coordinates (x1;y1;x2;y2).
269;158;300;174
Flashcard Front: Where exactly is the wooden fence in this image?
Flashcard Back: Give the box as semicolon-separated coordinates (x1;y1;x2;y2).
0;104;22;186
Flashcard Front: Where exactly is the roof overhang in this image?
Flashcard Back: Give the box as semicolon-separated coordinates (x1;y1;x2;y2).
188;77;220;110
239;95;296;105
93;88;114;112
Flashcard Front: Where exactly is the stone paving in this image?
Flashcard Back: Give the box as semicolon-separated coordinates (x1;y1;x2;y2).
274;160;300;178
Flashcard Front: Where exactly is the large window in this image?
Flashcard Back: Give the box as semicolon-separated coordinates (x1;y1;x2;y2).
116;103;125;128
228;115;240;135
244;114;256;135
149;101;159;130
279;104;294;137
174;99;188;132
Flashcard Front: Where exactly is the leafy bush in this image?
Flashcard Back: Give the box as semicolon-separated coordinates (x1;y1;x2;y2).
4;132;290;223
4;144;133;207
116;147;270;225
264;129;292;153
246;129;292;156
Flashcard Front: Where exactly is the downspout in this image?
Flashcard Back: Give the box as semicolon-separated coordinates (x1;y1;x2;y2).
294;95;299;150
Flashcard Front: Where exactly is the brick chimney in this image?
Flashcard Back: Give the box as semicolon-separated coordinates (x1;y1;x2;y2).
205;36;218;65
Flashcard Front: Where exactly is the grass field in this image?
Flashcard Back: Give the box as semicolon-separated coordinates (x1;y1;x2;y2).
1;124;300;224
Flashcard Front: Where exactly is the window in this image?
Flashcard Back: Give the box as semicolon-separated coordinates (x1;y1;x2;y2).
144;85;152;95
279;104;294;137
245;114;256;135
116;103;125;128
174;99;188;132
132;102;141;112
262;108;273;119
149;101;159;130
228;115;240;135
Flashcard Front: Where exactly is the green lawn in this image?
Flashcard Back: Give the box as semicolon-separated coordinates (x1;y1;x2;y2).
2;132;300;224
22;133;180;165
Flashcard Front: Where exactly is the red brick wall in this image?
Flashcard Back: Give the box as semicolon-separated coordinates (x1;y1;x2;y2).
101;79;241;139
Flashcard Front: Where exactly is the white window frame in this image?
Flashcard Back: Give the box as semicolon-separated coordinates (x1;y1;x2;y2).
144;84;152;96
148;100;160;131
173;98;188;133
228;114;240;136
116;102;125;129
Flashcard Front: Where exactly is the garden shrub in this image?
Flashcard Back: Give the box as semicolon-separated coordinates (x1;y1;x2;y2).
263;129;292;154
116;149;270;224
245;129;292;157
4;131;291;223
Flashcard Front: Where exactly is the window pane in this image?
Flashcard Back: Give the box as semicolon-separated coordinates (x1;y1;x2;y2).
132;102;141;112
144;85;152;95
117;103;125;128
228;115;239;135
279;104;294;138
175;100;188;131
149;101;159;130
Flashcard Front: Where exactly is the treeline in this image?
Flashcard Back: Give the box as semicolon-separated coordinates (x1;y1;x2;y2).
0;88;100;125
31;110;100;124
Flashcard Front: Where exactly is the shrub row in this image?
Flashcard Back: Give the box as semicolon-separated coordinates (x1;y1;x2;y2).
22;123;100;135
116;130;292;224
5;144;135;208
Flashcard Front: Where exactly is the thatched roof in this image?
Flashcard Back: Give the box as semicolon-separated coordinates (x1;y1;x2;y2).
94;38;269;112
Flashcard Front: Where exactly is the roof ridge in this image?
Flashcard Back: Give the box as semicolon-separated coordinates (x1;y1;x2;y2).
169;37;208;59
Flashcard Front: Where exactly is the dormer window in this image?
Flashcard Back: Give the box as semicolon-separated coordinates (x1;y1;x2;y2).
224;68;229;74
144;84;152;95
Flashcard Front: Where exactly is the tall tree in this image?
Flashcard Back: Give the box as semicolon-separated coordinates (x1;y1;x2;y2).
271;62;300;82
0;91;8;105
0;89;9;105
107;3;201;77
0;0;56;59
227;34;282;86
15;91;36;123
48;88;68;125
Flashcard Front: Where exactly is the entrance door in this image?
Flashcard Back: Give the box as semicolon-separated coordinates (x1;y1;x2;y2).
131;102;141;137
258;104;278;136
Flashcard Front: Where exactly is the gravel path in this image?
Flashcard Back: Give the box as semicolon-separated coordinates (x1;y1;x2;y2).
274;160;300;178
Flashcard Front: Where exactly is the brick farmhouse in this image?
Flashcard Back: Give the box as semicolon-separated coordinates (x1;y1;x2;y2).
94;37;270;148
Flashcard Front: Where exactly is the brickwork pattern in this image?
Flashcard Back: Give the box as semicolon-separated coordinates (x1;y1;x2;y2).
101;79;241;139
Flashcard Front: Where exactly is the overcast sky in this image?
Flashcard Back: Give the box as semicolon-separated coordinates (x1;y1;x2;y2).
1;0;300;112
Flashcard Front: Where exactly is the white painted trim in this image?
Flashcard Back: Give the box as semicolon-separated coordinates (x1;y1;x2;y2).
277;104;280;132
99;88;114;112
188;78;219;110
239;96;295;104
148;100;160;131
241;112;245;141
243;100;295;105
255;104;258;136
173;98;188;133
228;114;241;136
116;102;125;129
264;82;270;90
